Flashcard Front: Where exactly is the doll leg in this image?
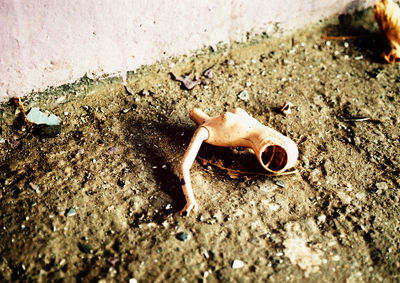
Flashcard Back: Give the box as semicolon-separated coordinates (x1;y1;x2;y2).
178;127;209;216
189;108;211;126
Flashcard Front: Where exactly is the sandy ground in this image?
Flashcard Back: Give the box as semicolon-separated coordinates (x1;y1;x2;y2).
1;10;400;282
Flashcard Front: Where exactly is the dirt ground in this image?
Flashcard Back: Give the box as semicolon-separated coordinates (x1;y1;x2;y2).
1;10;400;282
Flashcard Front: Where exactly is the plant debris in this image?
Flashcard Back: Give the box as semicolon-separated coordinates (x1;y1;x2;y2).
321;35;371;40
124;84;135;95
341;116;382;123
10;97;32;128
197;157;297;179
170;72;199;90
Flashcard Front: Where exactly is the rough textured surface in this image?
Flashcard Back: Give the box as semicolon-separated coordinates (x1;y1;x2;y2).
0;12;399;282
0;0;375;101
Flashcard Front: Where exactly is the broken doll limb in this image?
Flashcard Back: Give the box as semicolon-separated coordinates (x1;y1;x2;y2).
178;127;209;216
178;108;299;216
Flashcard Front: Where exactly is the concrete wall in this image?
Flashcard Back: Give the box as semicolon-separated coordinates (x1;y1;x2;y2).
0;0;375;102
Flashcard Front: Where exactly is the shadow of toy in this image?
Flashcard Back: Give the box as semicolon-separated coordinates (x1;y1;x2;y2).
321;6;390;64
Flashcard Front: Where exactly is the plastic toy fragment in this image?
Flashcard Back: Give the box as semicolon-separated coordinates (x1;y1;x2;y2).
26;107;61;137
10;97;61;137
374;0;400;63
178;108;298;216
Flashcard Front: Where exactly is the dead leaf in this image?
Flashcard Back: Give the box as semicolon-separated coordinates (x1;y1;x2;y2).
170;72;199;90
227;170;242;179
374;0;400;63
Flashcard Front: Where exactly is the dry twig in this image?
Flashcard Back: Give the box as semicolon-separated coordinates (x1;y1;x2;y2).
341;117;382;123
197;156;298;179
10;97;32;128
321;35;371;40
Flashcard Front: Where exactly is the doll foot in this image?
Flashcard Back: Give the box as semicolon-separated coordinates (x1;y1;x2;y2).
179;201;198;216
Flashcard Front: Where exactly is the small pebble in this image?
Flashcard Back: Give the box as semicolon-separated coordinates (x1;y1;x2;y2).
317;214;326;223
232;259;245;269
355;192;366;200
344;42;349;48
29;182;41;194
245;81;252;87
176;232;190;242
375;182;388;191
0;138;5;144
326;41;331;46
203;67;214;79
275;180;286;188
78;243;92;254
107;145;118;154
238;90;249;101
66;208;77;217
269;203;280;212
56;96;66;104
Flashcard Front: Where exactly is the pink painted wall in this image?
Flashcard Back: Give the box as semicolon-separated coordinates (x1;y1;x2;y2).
0;0;375;102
